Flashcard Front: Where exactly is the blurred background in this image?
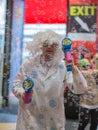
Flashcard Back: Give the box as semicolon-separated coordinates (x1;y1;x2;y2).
0;0;98;130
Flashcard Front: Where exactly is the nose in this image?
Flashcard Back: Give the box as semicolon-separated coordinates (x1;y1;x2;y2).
47;44;53;48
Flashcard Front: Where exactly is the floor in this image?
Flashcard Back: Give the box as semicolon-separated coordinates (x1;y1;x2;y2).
0;123;16;130
0;105;17;130
0;113;16;130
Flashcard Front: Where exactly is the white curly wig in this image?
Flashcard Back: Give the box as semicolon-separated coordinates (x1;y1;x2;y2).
26;30;64;61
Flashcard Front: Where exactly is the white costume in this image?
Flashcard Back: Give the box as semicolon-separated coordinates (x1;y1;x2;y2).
13;30;73;130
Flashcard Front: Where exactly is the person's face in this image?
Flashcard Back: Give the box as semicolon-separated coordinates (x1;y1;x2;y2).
41;42;58;59
80;65;90;70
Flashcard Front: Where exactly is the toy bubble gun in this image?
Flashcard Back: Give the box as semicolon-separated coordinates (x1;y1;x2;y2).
23;77;34;104
62;38;72;71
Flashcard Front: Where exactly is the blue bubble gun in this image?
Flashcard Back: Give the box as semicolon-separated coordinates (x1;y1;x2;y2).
62;38;72;71
23;77;34;104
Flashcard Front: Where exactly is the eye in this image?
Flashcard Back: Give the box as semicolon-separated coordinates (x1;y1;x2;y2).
43;44;48;47
51;43;58;48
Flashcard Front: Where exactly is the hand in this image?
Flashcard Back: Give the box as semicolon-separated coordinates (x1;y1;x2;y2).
13;89;23;98
72;65;78;74
29;90;33;98
66;61;73;66
84;87;92;93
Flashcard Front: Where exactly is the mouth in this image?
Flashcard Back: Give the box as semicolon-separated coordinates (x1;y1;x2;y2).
46;50;54;53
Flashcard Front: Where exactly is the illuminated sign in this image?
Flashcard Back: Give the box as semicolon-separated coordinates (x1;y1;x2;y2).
68;5;96;33
24;0;67;24
70;5;96;16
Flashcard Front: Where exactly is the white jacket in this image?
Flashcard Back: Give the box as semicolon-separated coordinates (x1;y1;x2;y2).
13;55;73;130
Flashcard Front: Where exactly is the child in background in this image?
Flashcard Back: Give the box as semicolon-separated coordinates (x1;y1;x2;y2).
77;58;98;130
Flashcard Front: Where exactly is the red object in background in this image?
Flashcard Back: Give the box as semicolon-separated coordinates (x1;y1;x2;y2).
70;0;97;5
72;41;96;55
72;41;96;64
24;0;67;24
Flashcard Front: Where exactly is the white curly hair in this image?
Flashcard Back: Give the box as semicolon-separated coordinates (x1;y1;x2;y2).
26;30;64;61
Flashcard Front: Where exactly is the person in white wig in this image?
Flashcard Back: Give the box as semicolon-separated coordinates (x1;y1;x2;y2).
12;30;74;130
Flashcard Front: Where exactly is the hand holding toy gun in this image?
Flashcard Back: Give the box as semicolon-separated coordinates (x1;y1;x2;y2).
23;77;34;104
62;38;72;71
